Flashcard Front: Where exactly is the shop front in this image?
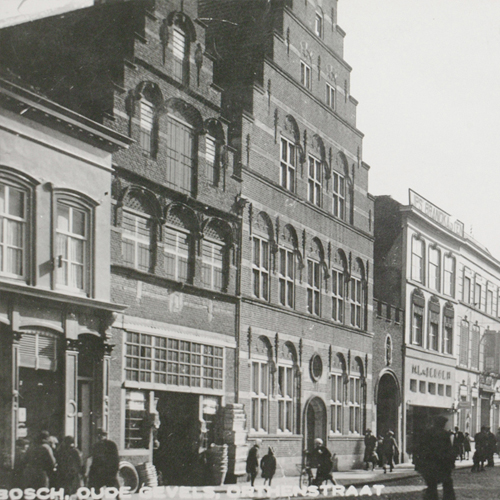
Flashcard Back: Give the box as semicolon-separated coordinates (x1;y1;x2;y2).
404;354;455;457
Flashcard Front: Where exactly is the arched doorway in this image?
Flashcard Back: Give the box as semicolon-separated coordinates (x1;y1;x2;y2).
376;372;399;439
304;397;327;452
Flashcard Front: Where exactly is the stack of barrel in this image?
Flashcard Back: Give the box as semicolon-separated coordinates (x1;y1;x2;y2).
136;462;159;488
205;444;228;485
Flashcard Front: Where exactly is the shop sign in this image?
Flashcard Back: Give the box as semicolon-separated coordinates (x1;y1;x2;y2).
409;189;464;237
411;364;452;381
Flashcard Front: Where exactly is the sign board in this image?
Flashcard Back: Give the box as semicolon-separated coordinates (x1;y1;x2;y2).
409;189;464;237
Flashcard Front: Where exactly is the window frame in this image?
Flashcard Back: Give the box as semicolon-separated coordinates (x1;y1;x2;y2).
300;61;312;90
172;26;189;83
307;258;321;316
412;302;424;347
251;359;270;433
332;171;345;219
411;236;424;283
205;135;220;187
280;137;296;193
443;254;455;297
314;13;323;38
139;97;155;156
331;268;344;323
428;246;441;292
330;372;344;435
326;82;336;110
279;246;295;308
252;236;270;301
277;363;295;433
202;235;226;292
350;277;363;328
163;222;192;283
307;154;322;207
348;375;361;434
121;206;154;273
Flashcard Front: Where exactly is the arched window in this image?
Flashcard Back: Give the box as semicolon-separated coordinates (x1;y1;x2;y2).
277;341;298;433
280;115;301;193
251;336;273;433
330;353;347;435
135;82;162;158
350;259;365;329
428;296;440;351
333;152;348;220
443;302;454;355
411;235;425;283
428;245;441;292
202;221;230;292
163;206;195;283
204;119;225;187
279;225;299;308
348;357;364;434
331;250;347;323
307;238;324;316
252;213;273;301
166;12;195;85
308;135;326;208
411;288;425;346
122;190;158;273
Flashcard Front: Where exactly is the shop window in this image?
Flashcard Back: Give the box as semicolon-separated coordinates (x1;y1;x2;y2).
122;208;153;272
419;381;426;393
308;155;322;207
307;258;321;315
410;379;417;392
330;373;344;433
332;172;345;219
459;319;469;366
326;83;335;110
301;61;311;90
428;246;440;292
428;383;436;395
443;254;455;297
125;390;149;449
125;332;223;389
279;247;295;308
253;236;270;300
438;384;444;396
331;269;344;322
463;275;471;303
280;137;296;193
19;329;59;371
411;236;424;283
251;360;269;432
277;365;294;433
56;201;90;293
446;385;452;397
348;376;361;434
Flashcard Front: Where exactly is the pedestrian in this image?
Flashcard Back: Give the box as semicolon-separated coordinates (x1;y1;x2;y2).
246;440;261;487
87;429;120;490
463;433;471;461
451;427;464;461
472;426;487;472
363;429;378;471
310;438;336;486
260;447;277;486
414;415;455;500
12;438;30;488
55;436;83;494
485;426;496;467
23;430;57;489
381;430;398;473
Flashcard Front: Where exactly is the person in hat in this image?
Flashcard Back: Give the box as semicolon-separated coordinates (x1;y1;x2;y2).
23;430;57;489
381;430;398;473
485;426;496;467
363;429;378;471
414;415;455;500
472;426;488;472
246;439;261;486
260;447;277;486
87;429;120;490
310;438;336;486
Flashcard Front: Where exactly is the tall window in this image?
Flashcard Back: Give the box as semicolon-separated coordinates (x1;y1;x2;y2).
307;258;321;315
471;324;480;369
459;320;469;366
314;13;323;37
428;247;440;291
251;360;269;432
428;307;439;351
348;376;361;434
172;28;188;82
308;155;322;207
166;116;194;195
164;223;190;282
350;278;362;328
331;269;344;322
301;61;311;90
202;236;225;292
487;288;494;316
139;98;154;155
56;202;88;291
463;275;471;303
279;247;294;308
253;236;270;300
411;237;424;283
122;209;152;272
206;135;219;186
474;282;482;309
277;365;294;433
330;373;343;434
280;138;296;192
0;183;26;278
332;172;345;219
443;255;454;296
326;83;335;110
411;293;424;346
443;305;454;355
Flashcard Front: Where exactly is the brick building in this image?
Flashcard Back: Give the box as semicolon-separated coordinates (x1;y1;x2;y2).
0;75;130;485
202;0;374;472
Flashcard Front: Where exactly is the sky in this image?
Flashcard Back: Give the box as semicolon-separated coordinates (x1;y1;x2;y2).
340;1;500;259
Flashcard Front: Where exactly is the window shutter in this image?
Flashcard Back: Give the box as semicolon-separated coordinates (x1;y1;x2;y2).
19;333;37;369
19;330;58;371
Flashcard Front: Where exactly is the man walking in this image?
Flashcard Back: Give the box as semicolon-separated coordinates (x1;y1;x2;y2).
363;429;378;471
87;429;120;490
451;427;464;461
246;440;261;487
414;416;455;500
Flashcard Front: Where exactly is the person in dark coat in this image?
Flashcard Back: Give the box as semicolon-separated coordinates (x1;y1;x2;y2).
87;429;120;490
463;433;471;460
246;440;261;486
260;447;277;486
363;429;378;471
472;427;487;472
485;427;496;467
55;436;83;494
23;431;57;489
12;438;30;488
381;431;398;473
310;438;336;486
414;416;455;500
451;427;464;461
